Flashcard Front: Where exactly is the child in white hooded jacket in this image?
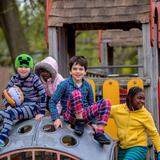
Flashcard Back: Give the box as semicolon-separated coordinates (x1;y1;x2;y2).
34;56;64;114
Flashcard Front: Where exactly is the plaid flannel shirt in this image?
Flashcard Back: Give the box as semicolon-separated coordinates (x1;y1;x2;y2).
49;76;94;121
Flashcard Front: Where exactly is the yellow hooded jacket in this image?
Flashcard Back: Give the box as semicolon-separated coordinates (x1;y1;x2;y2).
110;103;160;152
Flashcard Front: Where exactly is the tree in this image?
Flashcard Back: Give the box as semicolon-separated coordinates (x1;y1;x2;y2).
0;0;47;67
0;0;29;65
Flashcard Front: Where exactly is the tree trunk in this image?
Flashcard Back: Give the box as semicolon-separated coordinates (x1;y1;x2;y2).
0;0;29;64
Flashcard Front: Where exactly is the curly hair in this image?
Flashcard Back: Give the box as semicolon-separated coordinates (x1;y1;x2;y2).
126;86;143;107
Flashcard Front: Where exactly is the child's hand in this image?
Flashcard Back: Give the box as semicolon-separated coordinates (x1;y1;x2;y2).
35;114;44;121
47;78;52;82
91;124;98;131
54;118;63;129
7;106;12;110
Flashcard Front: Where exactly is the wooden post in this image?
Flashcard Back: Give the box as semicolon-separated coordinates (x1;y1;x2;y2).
107;45;114;74
151;23;159;130
101;41;108;75
48;27;69;78
143;24;152;112
142;22;158;160
143;23;159;127
67;26;75;59
48;27;58;60
57;27;69;78
138;46;144;77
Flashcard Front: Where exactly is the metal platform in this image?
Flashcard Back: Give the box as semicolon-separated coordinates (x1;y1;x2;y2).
0;116;117;160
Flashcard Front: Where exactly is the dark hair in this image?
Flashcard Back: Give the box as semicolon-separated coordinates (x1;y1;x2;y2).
126;86;144;107
69;56;88;71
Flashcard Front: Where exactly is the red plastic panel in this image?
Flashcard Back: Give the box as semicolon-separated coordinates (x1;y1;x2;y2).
46;0;53;48
157;1;160;48
150;0;156;47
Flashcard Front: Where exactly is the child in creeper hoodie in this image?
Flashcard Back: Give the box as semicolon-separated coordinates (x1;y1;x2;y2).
34;56;64;114
0;53;46;148
49;56;111;145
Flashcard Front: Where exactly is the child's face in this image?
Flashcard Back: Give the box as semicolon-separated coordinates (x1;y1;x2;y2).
17;66;31;78
131;91;145;110
70;63;86;83
39;69;51;82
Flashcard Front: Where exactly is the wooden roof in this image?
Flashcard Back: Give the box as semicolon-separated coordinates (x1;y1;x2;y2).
101;29;142;47
48;0;150;29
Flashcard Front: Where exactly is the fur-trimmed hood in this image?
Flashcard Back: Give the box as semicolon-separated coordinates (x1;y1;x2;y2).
34;56;59;80
34;57;64;97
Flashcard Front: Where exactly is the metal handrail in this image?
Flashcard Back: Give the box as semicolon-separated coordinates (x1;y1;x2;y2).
88;65;143;69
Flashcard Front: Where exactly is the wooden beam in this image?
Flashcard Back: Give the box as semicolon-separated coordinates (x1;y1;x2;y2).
101;29;142;47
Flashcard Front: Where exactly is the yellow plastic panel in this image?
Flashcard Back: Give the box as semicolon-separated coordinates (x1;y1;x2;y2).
127;78;144;92
104;118;118;140
103;79;120;140
103;79;120;105
87;79;96;102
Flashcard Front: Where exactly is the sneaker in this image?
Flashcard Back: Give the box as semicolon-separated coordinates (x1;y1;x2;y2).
0;141;5;148
94;132;111;145
74;119;85;136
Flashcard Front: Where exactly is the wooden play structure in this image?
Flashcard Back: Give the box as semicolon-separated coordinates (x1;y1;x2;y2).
45;0;160;159
2;1;160;160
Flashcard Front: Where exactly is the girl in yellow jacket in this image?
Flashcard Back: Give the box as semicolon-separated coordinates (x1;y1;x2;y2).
110;86;160;160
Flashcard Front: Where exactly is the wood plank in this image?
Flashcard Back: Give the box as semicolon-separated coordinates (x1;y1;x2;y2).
86;77;151;87
51;0;149;9
101;29;143;47
50;6;149;18
48;13;149;27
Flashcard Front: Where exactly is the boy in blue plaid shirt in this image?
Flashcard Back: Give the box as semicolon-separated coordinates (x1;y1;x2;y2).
49;56;111;144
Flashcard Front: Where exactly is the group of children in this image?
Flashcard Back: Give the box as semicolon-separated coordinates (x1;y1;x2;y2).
0;53;160;160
